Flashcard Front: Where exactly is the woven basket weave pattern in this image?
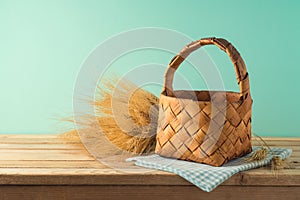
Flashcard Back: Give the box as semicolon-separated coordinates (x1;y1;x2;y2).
155;37;252;166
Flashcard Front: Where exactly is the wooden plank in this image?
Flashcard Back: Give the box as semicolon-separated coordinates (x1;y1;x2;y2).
0;167;298;186
0;143;84;150
0;168;153;175
0;134;60;138
0;170;187;186
288;147;300;152
0;159;296;169
252;140;300;146
0;185;299;200
0;135;298;141
0;134;80;144
0;149;94;161
1;143;296;152
1;135;296;140
0;136;298;147
290;151;300;158
254;137;300;141
0;134;299;189
0;134;298;142
0;138;80;144
0;160;105;168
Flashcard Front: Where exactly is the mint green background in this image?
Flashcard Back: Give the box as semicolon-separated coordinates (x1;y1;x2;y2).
0;0;299;136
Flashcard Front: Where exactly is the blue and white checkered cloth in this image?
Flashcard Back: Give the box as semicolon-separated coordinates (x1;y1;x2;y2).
127;147;292;192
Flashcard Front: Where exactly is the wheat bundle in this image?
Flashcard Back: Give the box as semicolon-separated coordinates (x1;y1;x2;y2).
94;78;159;154
61;78;159;154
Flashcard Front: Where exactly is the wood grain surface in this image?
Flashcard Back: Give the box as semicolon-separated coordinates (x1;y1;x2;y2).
0;134;299;200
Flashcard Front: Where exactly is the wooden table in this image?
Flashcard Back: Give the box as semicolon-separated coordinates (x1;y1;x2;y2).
0;134;299;200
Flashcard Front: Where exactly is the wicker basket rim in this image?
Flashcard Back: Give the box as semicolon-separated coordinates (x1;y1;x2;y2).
160;90;244;103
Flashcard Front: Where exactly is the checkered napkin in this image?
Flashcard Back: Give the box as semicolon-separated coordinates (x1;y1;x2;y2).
126;147;292;192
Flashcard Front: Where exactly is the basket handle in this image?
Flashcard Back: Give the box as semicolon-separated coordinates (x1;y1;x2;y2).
163;37;250;99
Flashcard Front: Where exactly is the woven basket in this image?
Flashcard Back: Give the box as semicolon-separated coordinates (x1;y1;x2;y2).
155;37;252;166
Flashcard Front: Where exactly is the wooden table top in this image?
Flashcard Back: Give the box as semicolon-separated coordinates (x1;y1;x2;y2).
0;134;299;200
